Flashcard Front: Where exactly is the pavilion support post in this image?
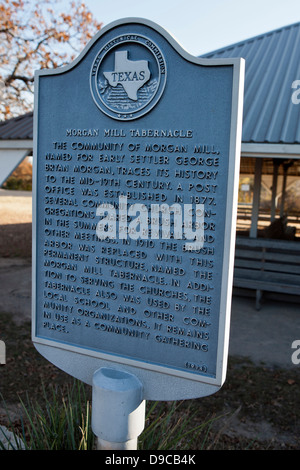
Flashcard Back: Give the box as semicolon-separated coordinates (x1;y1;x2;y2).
270;160;279;222
250;158;262;238
280;163;288;218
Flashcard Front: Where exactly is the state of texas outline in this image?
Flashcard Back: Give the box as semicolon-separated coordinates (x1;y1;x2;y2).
103;51;150;101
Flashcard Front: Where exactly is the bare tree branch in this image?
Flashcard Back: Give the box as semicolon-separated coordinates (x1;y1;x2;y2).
0;0;102;120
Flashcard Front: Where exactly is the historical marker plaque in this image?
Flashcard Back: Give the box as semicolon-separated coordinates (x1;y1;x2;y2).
32;18;244;400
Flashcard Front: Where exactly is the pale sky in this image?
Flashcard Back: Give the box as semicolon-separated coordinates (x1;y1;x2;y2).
84;0;300;55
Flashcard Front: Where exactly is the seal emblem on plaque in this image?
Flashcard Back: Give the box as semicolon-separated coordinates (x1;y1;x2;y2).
90;35;167;120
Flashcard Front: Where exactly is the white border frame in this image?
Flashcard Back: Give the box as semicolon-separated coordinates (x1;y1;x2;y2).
32;18;244;399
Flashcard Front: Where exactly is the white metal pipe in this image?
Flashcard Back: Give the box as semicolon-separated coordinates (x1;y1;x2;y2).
92;367;145;450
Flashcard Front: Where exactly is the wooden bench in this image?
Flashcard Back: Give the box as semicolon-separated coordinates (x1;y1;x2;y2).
233;237;300;309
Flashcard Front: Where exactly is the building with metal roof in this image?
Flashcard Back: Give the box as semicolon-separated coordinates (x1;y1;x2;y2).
200;22;300;306
0;112;33;141
202;21;300;146
202;22;300;240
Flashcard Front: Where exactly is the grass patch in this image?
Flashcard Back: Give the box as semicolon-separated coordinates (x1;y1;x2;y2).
1;380;92;450
0;380;224;450
1;312;300;450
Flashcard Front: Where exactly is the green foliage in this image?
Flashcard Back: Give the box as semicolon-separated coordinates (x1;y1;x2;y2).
3;176;32;191
139;400;220;450
0;380;223;450
0;380;93;450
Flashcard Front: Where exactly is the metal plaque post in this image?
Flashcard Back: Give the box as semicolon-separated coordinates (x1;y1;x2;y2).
92;367;145;450
32;18;245;451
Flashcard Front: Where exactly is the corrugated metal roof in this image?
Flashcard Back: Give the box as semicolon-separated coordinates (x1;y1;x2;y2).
0;112;33;140
202;22;300;144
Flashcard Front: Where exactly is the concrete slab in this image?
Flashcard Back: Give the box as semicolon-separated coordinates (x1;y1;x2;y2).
229;294;300;369
0;258;31;325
